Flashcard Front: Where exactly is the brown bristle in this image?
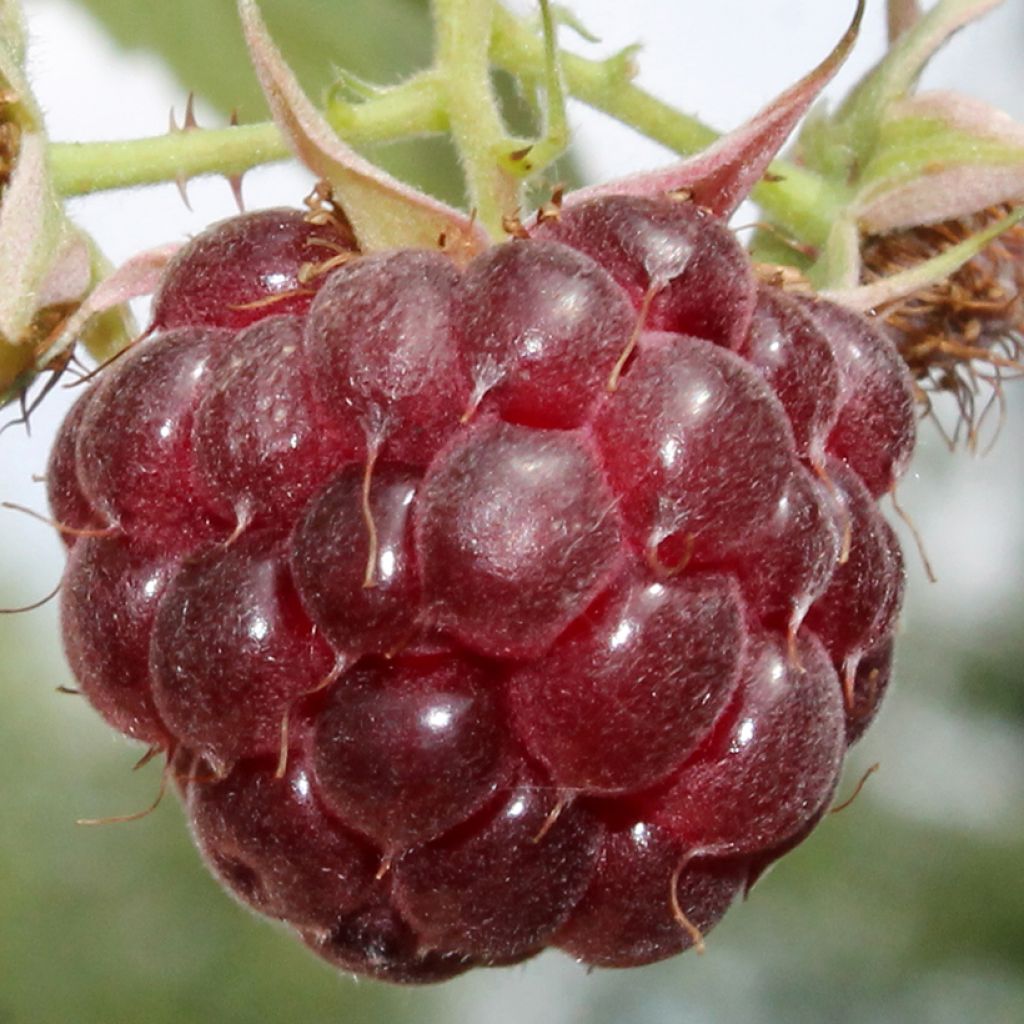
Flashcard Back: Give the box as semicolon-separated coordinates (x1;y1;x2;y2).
302;179;359;249
861;205;1024;447
0;118;20;191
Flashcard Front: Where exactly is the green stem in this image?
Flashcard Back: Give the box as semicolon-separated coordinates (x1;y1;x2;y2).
324;70;449;138
491;5;845;246
50;123;285;196
431;0;520;236
49;72;446;197
47;2;845;248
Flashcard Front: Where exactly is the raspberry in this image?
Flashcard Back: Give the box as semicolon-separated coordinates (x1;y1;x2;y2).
75;326;231;546
553;823;749;968
643;629;846;856
184;752;377;933
416;419;622;658
391;765;604;961
507;568;745;794
310;652;508;851
304;249;467;463
49;195;914;980
150;530;334;764
150;207;359;332
739;285;841;464
60;534;179;745
46;391;102;549
289;464;421;657
193;315;350;527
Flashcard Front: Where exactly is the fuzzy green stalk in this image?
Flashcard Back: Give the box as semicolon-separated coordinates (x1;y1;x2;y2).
431;0;522;236
46;2;845;248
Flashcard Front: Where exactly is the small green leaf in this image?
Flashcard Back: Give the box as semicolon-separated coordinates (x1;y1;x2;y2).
546;5;602;45
0;0;142;405
810;212;862;289
812;0;1005;178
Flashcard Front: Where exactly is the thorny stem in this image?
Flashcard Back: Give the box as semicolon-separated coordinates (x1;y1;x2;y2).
50;122;285;195
48;72;446;195
45;1;843;247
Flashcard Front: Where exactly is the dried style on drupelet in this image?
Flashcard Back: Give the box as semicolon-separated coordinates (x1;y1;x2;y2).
49;193;914;981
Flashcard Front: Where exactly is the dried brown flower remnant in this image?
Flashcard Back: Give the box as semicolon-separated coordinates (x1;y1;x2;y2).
0;76;22;183
0;116;19;192
861;205;1024;448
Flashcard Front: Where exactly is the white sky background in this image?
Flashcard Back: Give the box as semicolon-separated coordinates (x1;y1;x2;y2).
3;4;1024;1015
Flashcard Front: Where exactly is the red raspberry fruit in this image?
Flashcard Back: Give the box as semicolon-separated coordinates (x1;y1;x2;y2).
150;206;359;332
50;196;913;982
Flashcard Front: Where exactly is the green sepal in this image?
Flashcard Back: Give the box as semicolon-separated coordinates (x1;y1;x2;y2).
799;0;1004;183
854;92;1024;231
824;204;1024;311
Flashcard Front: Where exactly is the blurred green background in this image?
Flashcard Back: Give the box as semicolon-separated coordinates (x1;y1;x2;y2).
2;2;1023;1021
